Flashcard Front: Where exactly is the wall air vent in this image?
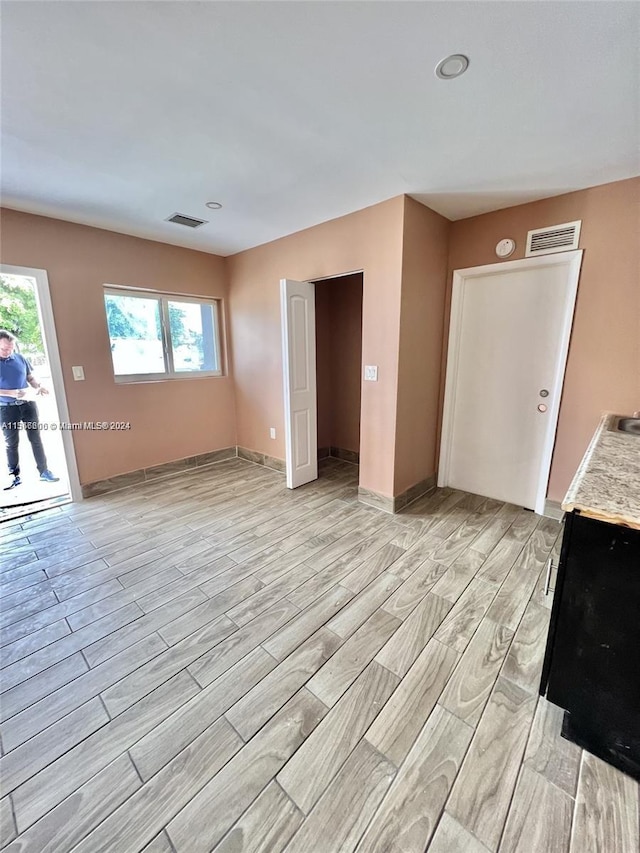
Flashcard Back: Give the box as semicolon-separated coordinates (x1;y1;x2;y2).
525;220;581;257
166;213;208;228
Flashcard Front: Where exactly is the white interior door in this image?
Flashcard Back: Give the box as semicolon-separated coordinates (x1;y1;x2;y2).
280;278;318;489
439;252;582;513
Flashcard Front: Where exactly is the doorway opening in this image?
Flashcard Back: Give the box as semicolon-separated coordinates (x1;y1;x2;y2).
280;270;364;490
0;265;81;521
313;271;363;477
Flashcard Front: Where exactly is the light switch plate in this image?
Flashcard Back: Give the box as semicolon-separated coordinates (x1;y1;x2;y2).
364;365;378;381
269;427;276;439
72;366;85;381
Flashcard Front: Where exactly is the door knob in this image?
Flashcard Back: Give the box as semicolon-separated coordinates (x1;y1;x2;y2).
537;403;548;413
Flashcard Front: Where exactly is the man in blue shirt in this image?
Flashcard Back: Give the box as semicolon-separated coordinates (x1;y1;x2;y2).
0;329;59;490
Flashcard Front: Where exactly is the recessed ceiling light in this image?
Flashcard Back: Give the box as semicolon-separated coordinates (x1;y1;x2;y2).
206;201;223;210
435;54;469;80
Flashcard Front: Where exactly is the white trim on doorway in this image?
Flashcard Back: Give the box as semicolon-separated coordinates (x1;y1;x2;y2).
1;263;83;503
438;250;583;516
280;269;366;492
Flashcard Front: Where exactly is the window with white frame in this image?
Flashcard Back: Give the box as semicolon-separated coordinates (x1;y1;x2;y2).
104;288;223;381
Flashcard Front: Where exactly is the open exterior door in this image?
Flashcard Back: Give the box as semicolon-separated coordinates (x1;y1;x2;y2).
280;278;318;489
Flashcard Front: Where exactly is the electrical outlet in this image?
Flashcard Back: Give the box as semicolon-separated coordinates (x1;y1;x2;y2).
269;427;276;439
364;365;378;381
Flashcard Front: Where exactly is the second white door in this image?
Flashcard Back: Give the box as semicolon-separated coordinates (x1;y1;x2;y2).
439;252;582;512
280;278;318;489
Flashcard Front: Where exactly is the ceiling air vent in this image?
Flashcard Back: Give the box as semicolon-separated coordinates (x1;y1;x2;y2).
165;213;208;228
525;220;581;257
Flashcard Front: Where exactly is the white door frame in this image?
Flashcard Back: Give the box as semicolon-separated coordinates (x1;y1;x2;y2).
1;263;83;503
438;250;583;515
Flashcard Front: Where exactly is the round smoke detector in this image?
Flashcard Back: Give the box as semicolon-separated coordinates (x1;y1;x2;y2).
435;54;469;80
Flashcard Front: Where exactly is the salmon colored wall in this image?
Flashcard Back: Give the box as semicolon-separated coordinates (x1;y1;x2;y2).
0;208;236;484
314;273;363;453
330;274;363;453
315;285;333;450
227;197;405;497
447;177;640;503
7;178;630;504
394;197;450;494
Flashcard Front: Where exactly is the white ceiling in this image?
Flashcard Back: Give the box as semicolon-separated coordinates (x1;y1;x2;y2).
2;1;639;257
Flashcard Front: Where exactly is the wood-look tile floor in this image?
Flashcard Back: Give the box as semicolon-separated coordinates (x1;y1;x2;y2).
1;457;638;853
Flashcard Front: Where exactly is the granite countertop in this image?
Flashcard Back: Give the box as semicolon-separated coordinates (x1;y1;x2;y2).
562;412;640;529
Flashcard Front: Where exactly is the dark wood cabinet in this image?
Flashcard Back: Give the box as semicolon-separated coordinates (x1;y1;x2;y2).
539;511;640;781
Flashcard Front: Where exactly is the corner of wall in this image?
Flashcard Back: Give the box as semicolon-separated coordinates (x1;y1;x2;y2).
393;198;452;496
222;254;239;450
